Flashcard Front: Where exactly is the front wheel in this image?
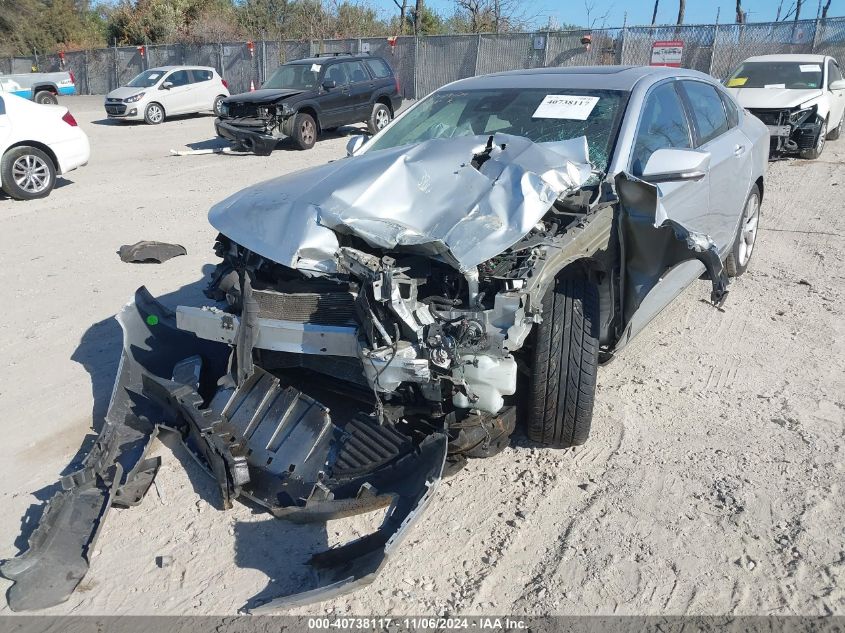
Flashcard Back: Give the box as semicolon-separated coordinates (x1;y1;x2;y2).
800;118;827;159
827;115;842;141
292;112;317;150
368;103;392;135
144;102;165;125
724;184;761;277
526;276;599;448
1;146;57;200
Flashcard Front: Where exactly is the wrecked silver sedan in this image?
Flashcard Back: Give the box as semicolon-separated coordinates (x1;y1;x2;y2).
2;66;768;612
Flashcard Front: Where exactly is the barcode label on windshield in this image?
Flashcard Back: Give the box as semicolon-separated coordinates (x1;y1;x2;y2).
800;64;821;72
532;95;600;120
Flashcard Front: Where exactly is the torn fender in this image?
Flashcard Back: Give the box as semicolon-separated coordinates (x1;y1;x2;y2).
615;172;729;339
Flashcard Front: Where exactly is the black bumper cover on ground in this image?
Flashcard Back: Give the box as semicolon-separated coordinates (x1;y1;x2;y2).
1;287;448;612
215;119;279;156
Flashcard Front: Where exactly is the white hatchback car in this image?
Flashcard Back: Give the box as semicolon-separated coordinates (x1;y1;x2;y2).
104;66;230;125
0;93;90;200
726;54;845;159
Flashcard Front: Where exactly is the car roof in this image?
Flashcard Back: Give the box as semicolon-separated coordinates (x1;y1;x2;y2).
286;55;382;66
742;54;828;63
146;65;216;72
442;65;712;92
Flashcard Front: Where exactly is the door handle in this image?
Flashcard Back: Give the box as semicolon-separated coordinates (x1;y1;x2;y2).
734;144;746;156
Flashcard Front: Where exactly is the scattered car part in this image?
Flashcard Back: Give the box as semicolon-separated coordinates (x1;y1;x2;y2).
118;241;187;264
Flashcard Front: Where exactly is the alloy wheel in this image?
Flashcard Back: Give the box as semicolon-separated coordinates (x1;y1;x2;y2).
147;104;163;123
375;108;390;130
301;119;315;145
12;154;51;194
737;193;760;267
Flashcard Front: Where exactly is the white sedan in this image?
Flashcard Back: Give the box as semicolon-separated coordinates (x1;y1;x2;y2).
726;54;845;159
0;93;90;200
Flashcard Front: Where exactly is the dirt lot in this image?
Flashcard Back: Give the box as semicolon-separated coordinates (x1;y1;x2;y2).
0;95;843;617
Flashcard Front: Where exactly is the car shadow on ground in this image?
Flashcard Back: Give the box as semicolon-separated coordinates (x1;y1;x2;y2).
181;124;369;155
91;112;217;126
5;266;333;609
0;179;76;203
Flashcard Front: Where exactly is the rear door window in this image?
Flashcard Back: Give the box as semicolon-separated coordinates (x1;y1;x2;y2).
680;80;729;146
364;58;392;78
342;61;370;84
631;82;693;176
191;69;213;83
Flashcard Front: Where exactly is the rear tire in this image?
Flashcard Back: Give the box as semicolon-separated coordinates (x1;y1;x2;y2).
368;103;392;135
1;146;57;200
724;184;761;277
292;112;317;150
144;102;165;125
213;95;226;116
526;275;599;448
34;90;58;105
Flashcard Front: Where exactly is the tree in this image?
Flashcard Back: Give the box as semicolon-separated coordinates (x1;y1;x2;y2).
794;0;803;21
651;0;659;25
735;0;746;24
822;0;832;18
391;0;407;34
413;0;422;35
676;0;685;24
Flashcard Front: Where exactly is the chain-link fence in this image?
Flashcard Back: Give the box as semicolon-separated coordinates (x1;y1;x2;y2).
4;16;845;98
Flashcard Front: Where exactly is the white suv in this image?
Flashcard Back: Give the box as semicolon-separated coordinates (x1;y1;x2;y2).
726;54;845;159
104;66;230;125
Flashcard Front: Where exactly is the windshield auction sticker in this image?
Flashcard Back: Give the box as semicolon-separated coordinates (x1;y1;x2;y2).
532;95;600;120
800;64;822;72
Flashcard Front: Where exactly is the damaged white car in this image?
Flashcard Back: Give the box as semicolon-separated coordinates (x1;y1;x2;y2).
2;66;768;612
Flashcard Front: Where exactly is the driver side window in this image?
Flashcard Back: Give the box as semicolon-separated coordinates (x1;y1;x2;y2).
631;82;693;177
829;60;843;87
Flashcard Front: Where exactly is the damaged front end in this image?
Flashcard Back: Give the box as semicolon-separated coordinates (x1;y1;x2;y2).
748;105;823;155
2;132;730;612
216;95;300;156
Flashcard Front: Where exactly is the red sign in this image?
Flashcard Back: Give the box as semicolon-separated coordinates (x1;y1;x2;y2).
651;40;684;67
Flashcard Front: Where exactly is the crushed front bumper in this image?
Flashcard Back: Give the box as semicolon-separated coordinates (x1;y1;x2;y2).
215;119;279;156
1;287;447;612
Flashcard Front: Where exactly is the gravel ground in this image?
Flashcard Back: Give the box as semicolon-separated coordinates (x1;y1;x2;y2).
0;96;843;616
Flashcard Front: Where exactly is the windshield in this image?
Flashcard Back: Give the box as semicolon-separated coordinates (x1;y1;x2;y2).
366;88;628;172
726;61;824;90
263;63;320;90
126;70;164;88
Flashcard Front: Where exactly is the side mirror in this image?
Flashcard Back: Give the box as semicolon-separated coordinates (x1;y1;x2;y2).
829;79;845;91
161;81;173;90
322;80;336;90
346;134;368;156
641;148;711;184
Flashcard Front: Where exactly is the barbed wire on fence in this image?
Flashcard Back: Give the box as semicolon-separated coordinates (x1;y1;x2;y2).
3;16;845;98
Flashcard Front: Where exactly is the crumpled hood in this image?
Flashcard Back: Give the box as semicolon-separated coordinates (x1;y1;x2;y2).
209;133;592;274
223;89;303;104
729;87;823;109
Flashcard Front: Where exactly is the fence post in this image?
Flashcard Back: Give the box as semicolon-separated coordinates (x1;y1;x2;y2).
413;36;419;98
112;42;119;92
709;23;720;76
474;32;481;76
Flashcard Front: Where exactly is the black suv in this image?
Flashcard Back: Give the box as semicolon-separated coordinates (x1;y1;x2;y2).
215;53;402;154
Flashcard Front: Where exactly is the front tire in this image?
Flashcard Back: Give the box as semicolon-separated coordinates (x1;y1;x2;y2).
526;275;599;448
827;115;842;141
292;112;317;150
34;90;58;105
1;146;57;200
368;103;392;134
800;118;827;159
724;184;761;277
144;102;165;125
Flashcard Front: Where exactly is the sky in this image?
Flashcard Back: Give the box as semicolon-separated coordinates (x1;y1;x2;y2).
369;0;844;29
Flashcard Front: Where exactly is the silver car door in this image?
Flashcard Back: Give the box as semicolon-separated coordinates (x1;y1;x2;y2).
617;80;723;347
678;79;752;251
